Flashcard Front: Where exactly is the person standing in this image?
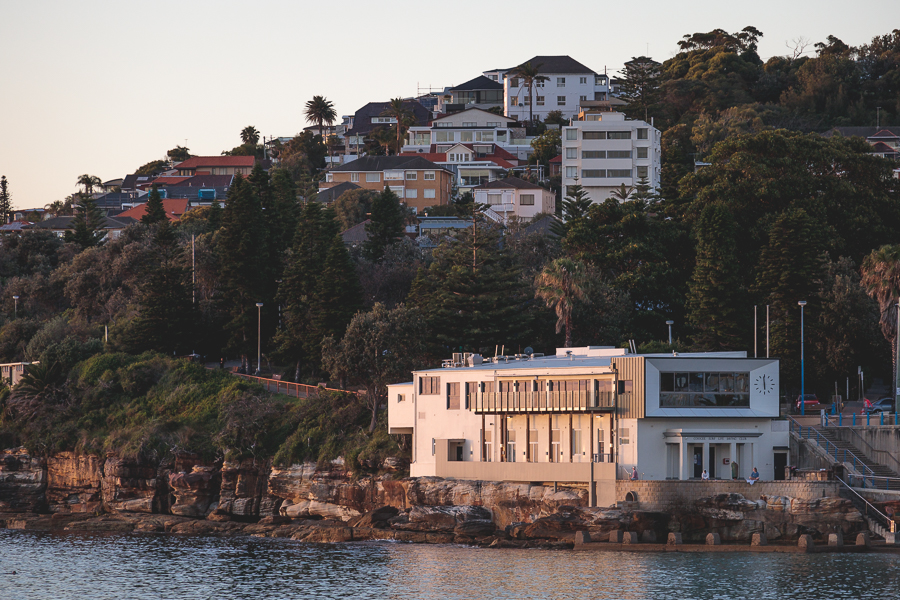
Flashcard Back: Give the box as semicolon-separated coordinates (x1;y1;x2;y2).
731;461;739;480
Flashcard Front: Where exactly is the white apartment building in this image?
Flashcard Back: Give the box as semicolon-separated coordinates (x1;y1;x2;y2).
487;56;610;123
388;347;787;507
403;107;533;161
561;110;661;204
472;177;555;223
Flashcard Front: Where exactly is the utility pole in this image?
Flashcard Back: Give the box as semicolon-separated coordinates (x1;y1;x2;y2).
191;234;196;306
766;305;770;358
754;305;757;358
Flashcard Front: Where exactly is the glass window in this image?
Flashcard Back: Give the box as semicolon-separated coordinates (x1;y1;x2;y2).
406;189;417;198
565;129;577;140
420;376;440;395
520;194;534;205
583;131;606;140
582;151;605;159
719;373;735;393
350;173;359;182
557;96;566;106
580;95;587;102
424;171;435;180
366;173;380;182
637;147;648;159
607;169;631;178
406;172;417;180
487;193;502;205
579;76;587;84
476;131;494;142
608;131;632;140
510;78;519;87
735;373;749;393
536;96;545;106
565;166;577;178
581;169;604;178
557;77;565;87
424;189;436;199
637;128;648;140
566;148;577;159
460;131;473;142
661;372;750;408
608;150;631;159
689;373;704;392
674;373;689;392
435;131;452;143
636;166;649;178
660;373;675;392
511;97;518;106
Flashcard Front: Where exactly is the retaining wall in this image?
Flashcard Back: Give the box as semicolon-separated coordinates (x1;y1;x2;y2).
616;480;840;512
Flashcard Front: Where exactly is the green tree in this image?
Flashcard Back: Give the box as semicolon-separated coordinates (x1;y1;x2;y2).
544;110;568;126
76;174;102;195
128;219;195;355
686;203;745;350
364;188;405;262
861;245;900;381
0;176;11;224
618;56;661;122
241;125;260;145
530;129;561;168
550;182;592;237
332;188;376;231
135;160;169;176
511;61;549;125
304;95;337;138
167;146;192;162
64;195;106;249
753;208;824;388
141;184;167;225
382;98;416;155
322;303;429;432
535;258;591;347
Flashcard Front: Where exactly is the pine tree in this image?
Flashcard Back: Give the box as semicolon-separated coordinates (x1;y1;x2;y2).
216;175;270;366
364;188;405;261
142;184;167;225
309;234;362;351
129;219;195;354
754;208;825;386
0;176;11;224
65;195;106;249
207;199;223;231
550;182;593;237
686;203;745;350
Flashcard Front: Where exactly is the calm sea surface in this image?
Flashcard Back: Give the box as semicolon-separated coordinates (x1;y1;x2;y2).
1;529;898;600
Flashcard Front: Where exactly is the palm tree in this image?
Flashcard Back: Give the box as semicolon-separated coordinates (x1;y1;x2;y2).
76;174;102;195
241;126;260;145
381;98;416;155
304;95;337;139
511;62;548;125
609;184;634;201
370;127;394;156
861;244;900;379
45;200;65;217
535;258;592;347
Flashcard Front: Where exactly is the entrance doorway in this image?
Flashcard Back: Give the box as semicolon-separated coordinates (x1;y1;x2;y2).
693;446;703;478
708;446;716;479
774;452;787;480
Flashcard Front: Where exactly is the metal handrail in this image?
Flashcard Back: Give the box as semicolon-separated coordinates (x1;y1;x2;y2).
844;472;900;491
835;474;893;532
787;416;875;478
231;372;356;399
822;416;900;476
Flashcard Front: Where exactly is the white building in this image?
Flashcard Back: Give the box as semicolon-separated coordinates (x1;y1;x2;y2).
472;177;555;223
561;109;661;204
489;56;610;123
388;347;787;506
403;107;532;161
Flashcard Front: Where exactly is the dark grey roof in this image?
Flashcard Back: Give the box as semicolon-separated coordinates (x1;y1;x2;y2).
341;219;371;244
317;182;360;204
30;215;136;231
345;100;432;136
450;75;503;92
475;176;544;190
332;156;445;173
523;215;559;237
164;186;230;199
93;191;147;207
170;174;234;188
822;126;900;139
121;174;155;190
511;55;596;75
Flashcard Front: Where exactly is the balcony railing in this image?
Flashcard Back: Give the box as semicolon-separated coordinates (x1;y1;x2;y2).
471;391;618;413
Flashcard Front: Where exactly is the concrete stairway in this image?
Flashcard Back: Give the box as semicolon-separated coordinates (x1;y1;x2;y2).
808;426;900;480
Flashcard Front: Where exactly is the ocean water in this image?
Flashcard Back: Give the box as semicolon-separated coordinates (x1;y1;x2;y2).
1;530;898;600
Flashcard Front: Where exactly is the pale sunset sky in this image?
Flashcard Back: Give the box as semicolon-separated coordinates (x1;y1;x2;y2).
0;0;896;208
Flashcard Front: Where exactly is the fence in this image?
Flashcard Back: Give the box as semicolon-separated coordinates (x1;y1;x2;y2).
231;372;358;399
788;416;875;478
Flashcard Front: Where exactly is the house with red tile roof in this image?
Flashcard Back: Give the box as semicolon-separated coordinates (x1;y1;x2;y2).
116;198;190;222
174;156;256;177
399;141;519;193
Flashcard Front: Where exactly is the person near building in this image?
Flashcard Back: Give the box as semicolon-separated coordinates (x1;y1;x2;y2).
631;466;639;480
701;470;709;480
750;467;760;480
731;461;739;480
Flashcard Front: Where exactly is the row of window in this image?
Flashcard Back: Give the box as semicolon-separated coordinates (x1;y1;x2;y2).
566;168;645;179
659;372;751;409
512;95;571;107
508;76;600;88
486;193;535;206
565;129;649;140
400;188;436;199
566;149;637;159
349;171;436;183
434;131;497;143
434;122;503;128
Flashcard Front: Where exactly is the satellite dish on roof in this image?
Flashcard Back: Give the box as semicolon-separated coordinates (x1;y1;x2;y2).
523;346;534;356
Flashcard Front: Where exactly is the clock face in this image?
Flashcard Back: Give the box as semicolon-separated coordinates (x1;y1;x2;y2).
754;374;774;395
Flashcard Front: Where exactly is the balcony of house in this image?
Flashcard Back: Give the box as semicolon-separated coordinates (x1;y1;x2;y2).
471;391;624;414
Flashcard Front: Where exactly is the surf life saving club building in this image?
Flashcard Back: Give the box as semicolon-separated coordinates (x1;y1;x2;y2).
388;347;787;506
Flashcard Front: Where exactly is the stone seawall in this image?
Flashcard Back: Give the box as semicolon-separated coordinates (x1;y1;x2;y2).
617;480;840;512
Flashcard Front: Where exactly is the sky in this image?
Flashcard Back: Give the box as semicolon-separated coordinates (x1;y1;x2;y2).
1;0;896;209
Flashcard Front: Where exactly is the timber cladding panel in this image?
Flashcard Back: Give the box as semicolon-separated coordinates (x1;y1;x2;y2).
611;356;645;419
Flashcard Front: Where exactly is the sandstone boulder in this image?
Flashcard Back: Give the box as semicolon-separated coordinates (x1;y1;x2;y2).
0;448;47;513
46;452;102;513
169;466;220;517
101;456;160;514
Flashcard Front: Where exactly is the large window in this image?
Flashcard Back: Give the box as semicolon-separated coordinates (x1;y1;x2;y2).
583;131;606;140
460;131;474;142
607;169;631;178
637;146;648;159
566;147;577;159
566;166;577;178
608;150;632;159
636;166;649;178
608;131;632;140
557;77;566;87
557;95;566;106
582;150;605;159
447;382;460;410
420;376;440;395
565;129;577;140
536;95;545;106
582;169;605;178
424;189;436;199
659;372;750;408
509;78;519;88
487;193;502;205
435;131;452;143
637;128;648;140
520;194;535;206
476;131;494;142
366;173;380;182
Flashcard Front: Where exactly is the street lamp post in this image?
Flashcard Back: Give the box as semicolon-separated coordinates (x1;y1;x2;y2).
256;303;263;376
895;303;900;410
799;301;807;416
12;295;19;320
666;320;674;345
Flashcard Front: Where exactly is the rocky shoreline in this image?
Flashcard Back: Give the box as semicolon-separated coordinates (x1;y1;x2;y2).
0;447;870;548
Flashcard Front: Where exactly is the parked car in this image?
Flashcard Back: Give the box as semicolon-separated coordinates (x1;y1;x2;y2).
866;397;895;414
795;394;821;412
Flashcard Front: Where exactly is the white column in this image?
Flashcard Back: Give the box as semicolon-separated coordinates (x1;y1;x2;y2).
702;442;709;475
681;440;690;480
750;443;756;478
